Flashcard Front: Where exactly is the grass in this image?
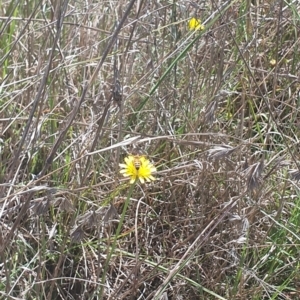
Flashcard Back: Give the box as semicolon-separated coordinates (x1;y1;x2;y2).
1;0;300;299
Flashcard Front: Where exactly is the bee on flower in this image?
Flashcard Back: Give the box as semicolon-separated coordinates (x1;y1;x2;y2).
188;17;205;31
119;154;156;184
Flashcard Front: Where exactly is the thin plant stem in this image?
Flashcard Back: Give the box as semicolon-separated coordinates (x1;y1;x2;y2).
98;182;136;299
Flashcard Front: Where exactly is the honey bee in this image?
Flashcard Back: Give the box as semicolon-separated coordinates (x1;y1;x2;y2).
132;155;143;171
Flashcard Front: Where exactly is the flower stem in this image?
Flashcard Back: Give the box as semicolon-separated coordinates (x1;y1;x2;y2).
98;182;136;299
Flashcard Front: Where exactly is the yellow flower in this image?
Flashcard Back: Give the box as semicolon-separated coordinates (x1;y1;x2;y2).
269;59;276;66
188;17;205;31
119;155;156;184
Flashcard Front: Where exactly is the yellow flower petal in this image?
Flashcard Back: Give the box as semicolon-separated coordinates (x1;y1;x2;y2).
188;17;205;31
119;154;156;184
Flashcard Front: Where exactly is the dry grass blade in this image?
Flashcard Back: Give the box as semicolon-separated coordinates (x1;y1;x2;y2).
2;0;300;299
57;197;75;213
208;144;237;159
204;99;218;124
103;204;119;223
31;198;51;216
289;169;300;181
244;159;264;192
159;292;168;300
72;205;119;238
70;226;85;243
112;57;123;106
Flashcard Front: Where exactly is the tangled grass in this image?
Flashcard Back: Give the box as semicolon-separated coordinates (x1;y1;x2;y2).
1;0;300;299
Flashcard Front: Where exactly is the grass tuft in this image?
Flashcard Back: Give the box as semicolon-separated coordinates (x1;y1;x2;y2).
1;1;300;299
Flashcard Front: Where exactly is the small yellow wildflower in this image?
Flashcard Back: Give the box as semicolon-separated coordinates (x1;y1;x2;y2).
188;17;205;31
119;155;156;184
269;59;276;66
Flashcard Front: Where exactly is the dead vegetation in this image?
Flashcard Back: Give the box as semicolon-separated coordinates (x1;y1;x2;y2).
1;0;300;299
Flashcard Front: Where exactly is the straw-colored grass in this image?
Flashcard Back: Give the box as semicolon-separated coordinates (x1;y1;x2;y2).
1;0;300;299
